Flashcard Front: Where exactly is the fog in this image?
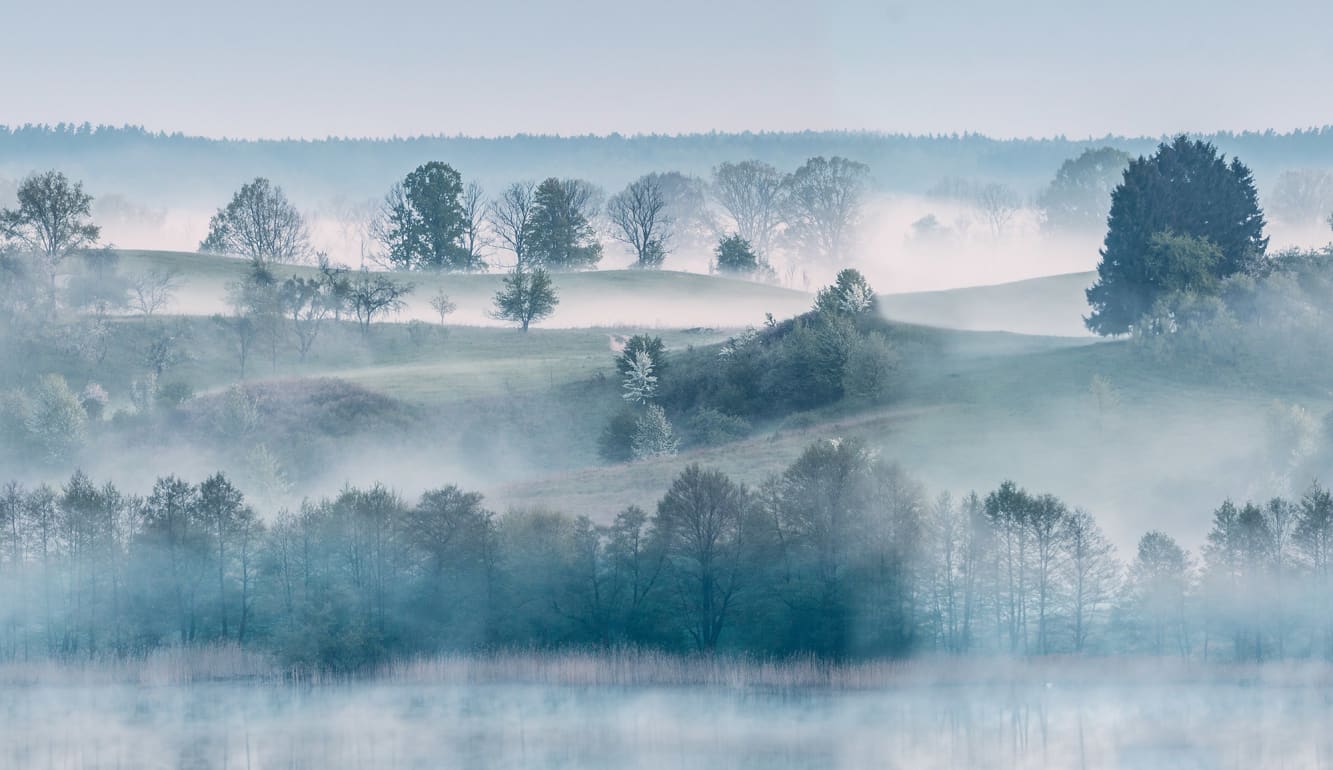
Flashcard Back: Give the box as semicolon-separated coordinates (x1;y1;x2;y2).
5;661;1332;769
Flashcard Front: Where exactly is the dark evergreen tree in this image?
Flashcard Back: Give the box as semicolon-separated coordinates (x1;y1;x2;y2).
713;234;759;274
527;178;603;270
1086;137;1268;335
375;162;473;271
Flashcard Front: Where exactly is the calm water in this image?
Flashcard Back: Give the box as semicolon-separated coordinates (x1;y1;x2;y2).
3;679;1331;769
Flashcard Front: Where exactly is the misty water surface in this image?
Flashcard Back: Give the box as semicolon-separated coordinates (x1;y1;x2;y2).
3;677;1331;769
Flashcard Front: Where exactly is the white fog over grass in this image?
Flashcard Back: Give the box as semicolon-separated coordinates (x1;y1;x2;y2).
4;656;1332;770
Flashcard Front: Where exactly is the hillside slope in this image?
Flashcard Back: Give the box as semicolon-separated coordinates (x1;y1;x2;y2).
877;272;1095;337
115;249;1095;335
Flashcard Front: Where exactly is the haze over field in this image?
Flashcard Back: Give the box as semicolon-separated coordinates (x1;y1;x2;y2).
7;2;1333;767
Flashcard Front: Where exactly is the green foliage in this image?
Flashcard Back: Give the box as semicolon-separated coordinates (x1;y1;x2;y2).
4;374;87;464
1140;231;1224;298
200;178;309;264
713;234;759;274
655;273;894;423
1038;146;1131;232
840;331;896;402
375;162;479;271
598;408;639;462
1087;136;1268;335
813;268;876;317
0;171;99;287
615;335;666;377
491;267;558;331
684;407;750;447
631;404;678;459
527;178;603;270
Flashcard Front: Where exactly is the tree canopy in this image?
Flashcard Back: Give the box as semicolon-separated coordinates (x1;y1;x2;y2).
1085;137;1268;336
200;178;310;264
374;162;478;272
491;266;558;331
1038;147;1131;232
527;178;603;270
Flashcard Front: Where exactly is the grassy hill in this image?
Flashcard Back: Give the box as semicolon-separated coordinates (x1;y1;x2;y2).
114;250;1097;336
876;271;1096;337
32;250;1323;550
114;250;814;329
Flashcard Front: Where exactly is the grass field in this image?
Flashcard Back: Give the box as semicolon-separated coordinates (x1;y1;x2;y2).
114;249;815;329
37;250;1328;550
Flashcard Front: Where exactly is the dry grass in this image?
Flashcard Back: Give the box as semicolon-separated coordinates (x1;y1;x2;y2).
6;645;1333;691
0;644;280;686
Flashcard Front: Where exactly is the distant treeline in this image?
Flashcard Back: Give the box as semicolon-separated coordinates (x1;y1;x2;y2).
2;438;1330;670
7;123;1333;206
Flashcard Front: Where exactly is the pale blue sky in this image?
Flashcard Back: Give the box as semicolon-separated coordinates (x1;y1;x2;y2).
2;0;1329;139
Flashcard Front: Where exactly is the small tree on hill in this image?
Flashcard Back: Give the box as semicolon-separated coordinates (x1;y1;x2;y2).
622;351;658;405
0;171;100;297
1086;136;1268;336
492;267;557;331
814;268;876;316
714;234;759;274
616;334;667;377
632;404;678;459
429;288;457;325
201;178;310;264
348;267;413;336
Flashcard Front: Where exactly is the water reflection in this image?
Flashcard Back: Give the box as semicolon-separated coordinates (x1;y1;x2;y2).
2;680;1331;769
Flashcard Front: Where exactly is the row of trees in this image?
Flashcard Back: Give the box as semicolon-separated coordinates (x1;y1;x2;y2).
5;443;1333;667
197;156;872;275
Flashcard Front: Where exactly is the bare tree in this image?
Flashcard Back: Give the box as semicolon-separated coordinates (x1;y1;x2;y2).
607;175;672;268
128;267;181;317
428;288;457;325
347;267;413;336
460;181;491;271
974;182;1022;238
711;161;786;258
488;181;537;269
784;156;870;265
279;273;334;360
200;178;311;264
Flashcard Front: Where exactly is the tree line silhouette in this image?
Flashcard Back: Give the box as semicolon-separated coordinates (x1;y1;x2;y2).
2;438;1330;669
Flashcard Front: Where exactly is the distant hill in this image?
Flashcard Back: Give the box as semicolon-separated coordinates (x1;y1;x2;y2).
117;249;1095;334
878;272;1096;337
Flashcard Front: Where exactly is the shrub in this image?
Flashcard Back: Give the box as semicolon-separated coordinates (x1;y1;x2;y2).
685;407;751;447
598;408;639;462
79;383;109;421
632;404;679;459
841;331;897;402
156;381;195;410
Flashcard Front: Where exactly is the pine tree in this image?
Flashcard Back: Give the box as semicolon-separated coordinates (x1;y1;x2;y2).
621;351;658;405
631;404;678;459
526;178;603;270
